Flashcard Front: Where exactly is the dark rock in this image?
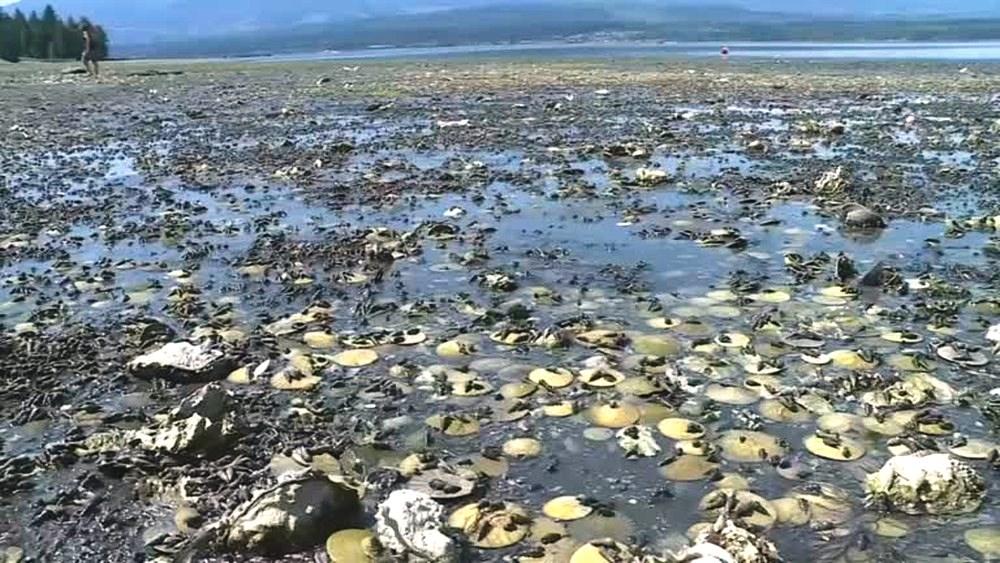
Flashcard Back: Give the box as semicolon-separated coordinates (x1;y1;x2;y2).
842;203;886;229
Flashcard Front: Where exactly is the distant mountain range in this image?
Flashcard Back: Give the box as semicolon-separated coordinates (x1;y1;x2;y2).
5;0;1000;54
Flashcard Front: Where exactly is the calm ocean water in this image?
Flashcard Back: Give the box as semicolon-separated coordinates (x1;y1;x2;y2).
260;40;1000;62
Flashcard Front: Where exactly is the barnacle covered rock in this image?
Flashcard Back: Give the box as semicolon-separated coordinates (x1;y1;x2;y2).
864;452;985;515
616;425;661;458
674;492;782;563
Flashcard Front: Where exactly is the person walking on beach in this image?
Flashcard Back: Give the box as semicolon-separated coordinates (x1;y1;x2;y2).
82;24;99;77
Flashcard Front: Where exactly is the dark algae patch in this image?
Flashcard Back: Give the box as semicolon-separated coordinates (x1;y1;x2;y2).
0;58;998;562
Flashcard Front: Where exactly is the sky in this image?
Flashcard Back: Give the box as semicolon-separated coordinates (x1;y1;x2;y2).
2;0;997;6
3;0;998;10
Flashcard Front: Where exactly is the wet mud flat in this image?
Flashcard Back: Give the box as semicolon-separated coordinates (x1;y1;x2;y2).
1;58;999;562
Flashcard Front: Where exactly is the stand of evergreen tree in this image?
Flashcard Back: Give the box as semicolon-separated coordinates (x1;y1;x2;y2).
0;4;108;63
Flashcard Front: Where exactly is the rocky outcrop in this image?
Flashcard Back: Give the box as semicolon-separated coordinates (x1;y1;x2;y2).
865;452;985;515
223;472;361;555
133;383;237;455
128;341;235;382
375;489;457;562
77;383;238;458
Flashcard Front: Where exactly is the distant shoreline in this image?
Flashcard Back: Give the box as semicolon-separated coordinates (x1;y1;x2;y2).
111;39;1000;64
111;10;1000;60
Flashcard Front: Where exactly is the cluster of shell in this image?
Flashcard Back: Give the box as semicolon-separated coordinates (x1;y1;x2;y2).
82;239;997;562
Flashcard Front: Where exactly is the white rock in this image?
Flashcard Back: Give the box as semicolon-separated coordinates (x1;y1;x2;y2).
583;355;611;369
128;341;232;382
665;361;704;394
677;541;737;563
616;425;661;458
814;165;849;195
865;452;985;515
436;119;469;128
443;206;466;219
4;546;25;563
987;324;1000;353
673;508;780;563
635;167;669;186
695;515;780;563
375;489;457;562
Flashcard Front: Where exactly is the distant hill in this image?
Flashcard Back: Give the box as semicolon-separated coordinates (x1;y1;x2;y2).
8;0;1000;44
5;0;1000;54
5;0;518;42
